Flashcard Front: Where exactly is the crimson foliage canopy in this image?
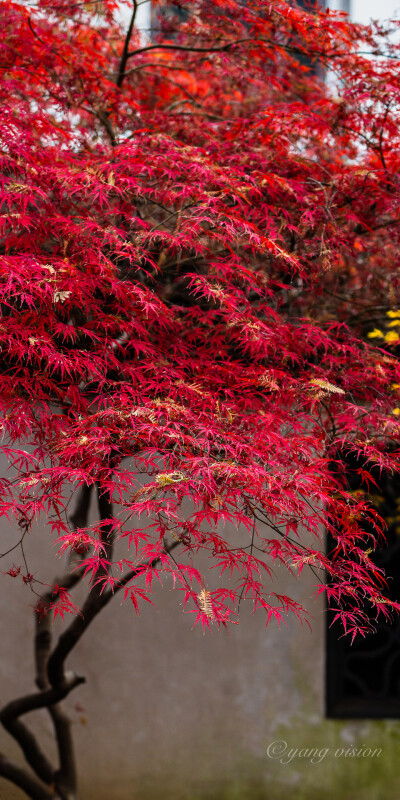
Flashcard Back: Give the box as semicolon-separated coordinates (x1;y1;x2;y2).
2;0;400;639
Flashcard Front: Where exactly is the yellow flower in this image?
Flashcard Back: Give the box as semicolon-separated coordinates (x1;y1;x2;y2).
387;310;400;318
367;329;383;338
385;331;400;344
392;408;400;416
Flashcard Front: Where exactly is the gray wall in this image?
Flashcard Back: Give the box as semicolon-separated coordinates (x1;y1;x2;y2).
1;495;400;800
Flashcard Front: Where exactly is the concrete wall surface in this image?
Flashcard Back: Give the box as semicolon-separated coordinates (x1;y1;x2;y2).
1;493;400;800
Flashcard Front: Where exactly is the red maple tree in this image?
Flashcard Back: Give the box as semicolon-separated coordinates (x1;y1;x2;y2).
1;0;400;797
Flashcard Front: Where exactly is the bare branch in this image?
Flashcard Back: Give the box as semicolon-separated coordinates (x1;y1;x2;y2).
0;753;53;800
34;583;81;798
0;680;85;724
0;713;54;785
0;677;84;790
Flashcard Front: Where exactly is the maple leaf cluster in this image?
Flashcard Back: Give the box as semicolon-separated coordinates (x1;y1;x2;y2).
1;0;400;639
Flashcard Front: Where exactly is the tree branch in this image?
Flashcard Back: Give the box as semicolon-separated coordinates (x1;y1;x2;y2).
68;484;93;532
47;482;114;690
47;539;180;689
0;753;53;800
116;0;138;88
0;715;54;786
46;592;109;690
0;682;85;725
96;482;115;565
0;676;84;790
126;37;253;60
2;491;180;796
33;484;94;799
96;111;116;147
